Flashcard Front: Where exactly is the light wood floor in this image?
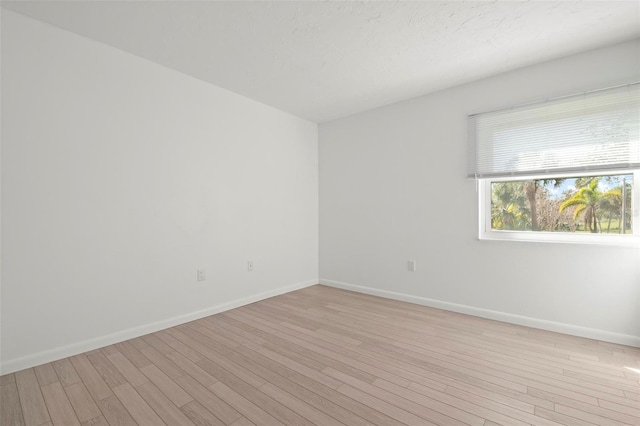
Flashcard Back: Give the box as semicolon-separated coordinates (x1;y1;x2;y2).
1;285;639;426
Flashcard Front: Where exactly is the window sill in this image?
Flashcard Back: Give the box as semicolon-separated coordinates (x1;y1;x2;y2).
480;230;640;248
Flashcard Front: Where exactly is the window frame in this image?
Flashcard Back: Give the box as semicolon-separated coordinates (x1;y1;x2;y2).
478;169;640;246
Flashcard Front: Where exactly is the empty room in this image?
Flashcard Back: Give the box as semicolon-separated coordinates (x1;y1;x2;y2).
1;1;639;425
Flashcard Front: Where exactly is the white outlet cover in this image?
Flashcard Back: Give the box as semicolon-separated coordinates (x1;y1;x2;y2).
197;269;206;281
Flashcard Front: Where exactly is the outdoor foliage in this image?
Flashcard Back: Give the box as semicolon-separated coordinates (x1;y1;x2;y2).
491;175;632;233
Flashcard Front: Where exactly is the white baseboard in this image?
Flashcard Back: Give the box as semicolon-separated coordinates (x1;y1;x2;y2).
0;279;318;374
319;278;640;348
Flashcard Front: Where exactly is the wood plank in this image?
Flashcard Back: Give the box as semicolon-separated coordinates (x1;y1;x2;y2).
155;330;178;345
219;340;398;426
237;312;397;386
128;337;150;351
142;333;174;354
198;355;313;425
34;363;59;386
174;373;242;425
139;363;192;407
442;384;561;426
114;341;151;368
208;381;284;426
1;382;26;426
326;367;472;426
555;403;630;426
257;346;343;390
100;344;120;356
376;378;486;426
136;382;195;426
254;341;381;423
139;346;184;380
165;350;219;388
258;382;345;426
598;398;640;417
159;330;203;362
191;322;244;349
106;350;148;387
533;406;595;425
41;381;81;426
176;327;267;388
69;354;112;401
81;416;110;426
64;382;102;422
180;400;226;426
53;358;81;387
86;351;128;388
112;383;166;426
528;387;640;425
215;318;267;346
15;368;51;426
0;373;16;385
229;417;256;426
336;382;436;426
98;394;138;426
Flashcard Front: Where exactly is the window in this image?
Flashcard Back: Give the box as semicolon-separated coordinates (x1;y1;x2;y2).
469;83;640;245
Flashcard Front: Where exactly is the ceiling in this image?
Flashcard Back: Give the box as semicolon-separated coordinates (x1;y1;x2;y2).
3;1;639;123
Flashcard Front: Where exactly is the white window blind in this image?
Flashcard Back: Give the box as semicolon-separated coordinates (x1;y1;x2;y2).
468;83;640;178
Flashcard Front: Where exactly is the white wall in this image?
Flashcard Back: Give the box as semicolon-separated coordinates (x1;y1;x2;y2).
320;39;640;346
1;11;318;373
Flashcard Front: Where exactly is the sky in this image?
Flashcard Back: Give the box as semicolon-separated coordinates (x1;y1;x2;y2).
545;174;632;200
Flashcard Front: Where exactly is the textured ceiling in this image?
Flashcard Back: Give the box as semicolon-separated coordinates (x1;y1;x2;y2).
3;1;639;123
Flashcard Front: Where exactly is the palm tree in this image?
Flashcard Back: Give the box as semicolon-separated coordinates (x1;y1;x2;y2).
559;178;620;233
523;178;564;231
491;181;529;230
599;190;622;233
523;181;538;231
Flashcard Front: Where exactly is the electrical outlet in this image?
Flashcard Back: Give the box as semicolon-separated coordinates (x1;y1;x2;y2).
248;261;254;272
408;260;416;272
197;269;206;281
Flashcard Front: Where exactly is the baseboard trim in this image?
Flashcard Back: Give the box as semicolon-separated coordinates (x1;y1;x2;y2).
319;278;640;348
0;279;318;374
